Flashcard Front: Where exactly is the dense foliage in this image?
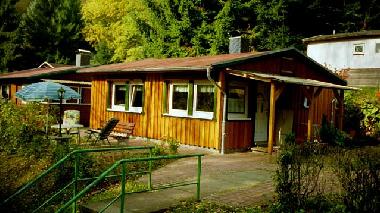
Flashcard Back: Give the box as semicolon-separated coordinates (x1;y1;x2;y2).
274;135;380;213
344;88;380;142
2;0;380;70
0;100;56;157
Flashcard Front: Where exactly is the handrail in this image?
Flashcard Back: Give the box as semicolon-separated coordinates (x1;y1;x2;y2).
1;146;154;211
57;154;204;213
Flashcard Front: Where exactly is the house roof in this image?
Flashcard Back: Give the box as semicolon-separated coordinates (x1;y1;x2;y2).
77;52;257;73
303;30;380;44
0;66;77;80
0;48;345;85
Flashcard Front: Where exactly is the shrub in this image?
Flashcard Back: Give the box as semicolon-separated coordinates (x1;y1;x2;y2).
0;100;57;157
154;137;181;155
319;115;349;147
344;88;380;139
274;136;380;213
275;133;326;212
334;147;380;212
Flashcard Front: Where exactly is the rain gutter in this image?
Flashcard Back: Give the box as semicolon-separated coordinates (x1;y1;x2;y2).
207;66;226;155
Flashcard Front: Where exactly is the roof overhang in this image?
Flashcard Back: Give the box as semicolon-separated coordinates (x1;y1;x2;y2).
41;79;91;86
227;70;357;90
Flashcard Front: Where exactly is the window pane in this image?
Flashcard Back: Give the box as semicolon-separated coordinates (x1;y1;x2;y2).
81;87;91;104
114;85;126;105
131;85;143;107
196;85;214;112
1;85;9;99
228;87;245;113
66;87;79;103
376;43;380;53
172;85;188;110
354;44;364;54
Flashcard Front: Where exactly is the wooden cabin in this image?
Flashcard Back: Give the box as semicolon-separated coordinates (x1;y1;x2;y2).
74;48;352;153
0;65;92;126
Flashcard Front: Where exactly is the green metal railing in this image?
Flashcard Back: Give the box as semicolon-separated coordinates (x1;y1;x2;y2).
57;154;204;213
1;146;154;212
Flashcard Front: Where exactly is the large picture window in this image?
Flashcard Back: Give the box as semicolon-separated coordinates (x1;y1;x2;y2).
228;84;249;119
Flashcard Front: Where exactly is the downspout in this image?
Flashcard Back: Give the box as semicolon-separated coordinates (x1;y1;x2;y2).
207;66;227;155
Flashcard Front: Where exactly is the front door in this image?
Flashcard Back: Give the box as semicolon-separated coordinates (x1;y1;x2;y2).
254;83;269;144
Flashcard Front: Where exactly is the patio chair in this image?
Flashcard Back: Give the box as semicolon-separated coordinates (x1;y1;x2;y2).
86;118;119;145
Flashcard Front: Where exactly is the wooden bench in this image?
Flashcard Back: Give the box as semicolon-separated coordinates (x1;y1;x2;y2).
110;122;135;142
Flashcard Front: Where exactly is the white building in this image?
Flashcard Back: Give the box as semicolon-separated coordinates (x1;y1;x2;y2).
303;31;380;87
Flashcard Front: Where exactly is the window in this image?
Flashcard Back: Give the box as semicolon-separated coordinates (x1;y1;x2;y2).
193;83;214;119
65;87;80;104
1;84;10;99
80;87;91;104
228;84;248;119
376;43;380;53
112;83;127;111
353;43;365;55
50;86;80;104
109;81;144;113
129;84;143;112
169;83;189;116
166;81;215;119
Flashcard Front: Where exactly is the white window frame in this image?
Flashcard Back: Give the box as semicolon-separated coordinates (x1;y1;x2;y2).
353;43;365;55
193;81;214;119
227;83;249;120
168;81;189;117
111;82;127;111
128;81;144;113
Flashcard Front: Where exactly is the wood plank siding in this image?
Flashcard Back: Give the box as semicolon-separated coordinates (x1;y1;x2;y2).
225;121;253;150
90;73;222;149
291;86;338;143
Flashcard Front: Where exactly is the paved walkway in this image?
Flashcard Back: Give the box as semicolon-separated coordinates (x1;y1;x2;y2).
82;140;277;212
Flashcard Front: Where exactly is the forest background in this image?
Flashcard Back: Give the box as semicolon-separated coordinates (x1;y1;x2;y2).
1;0;380;72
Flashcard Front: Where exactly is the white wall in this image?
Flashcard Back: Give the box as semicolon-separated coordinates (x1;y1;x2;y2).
307;38;380;71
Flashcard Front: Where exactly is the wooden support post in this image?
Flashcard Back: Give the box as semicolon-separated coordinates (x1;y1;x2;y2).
304;86;315;142
267;82;284;154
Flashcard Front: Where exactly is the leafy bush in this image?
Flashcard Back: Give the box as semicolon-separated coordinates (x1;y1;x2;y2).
334;147;380;212
344;88;380;139
319;115;349;147
154;137;181;155
0;100;57;157
274;136;380;213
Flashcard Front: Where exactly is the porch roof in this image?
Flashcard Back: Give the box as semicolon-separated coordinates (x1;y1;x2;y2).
227;70;357;90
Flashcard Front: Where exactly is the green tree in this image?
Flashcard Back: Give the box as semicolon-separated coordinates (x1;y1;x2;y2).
17;0;86;69
0;0;20;72
82;0;141;63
